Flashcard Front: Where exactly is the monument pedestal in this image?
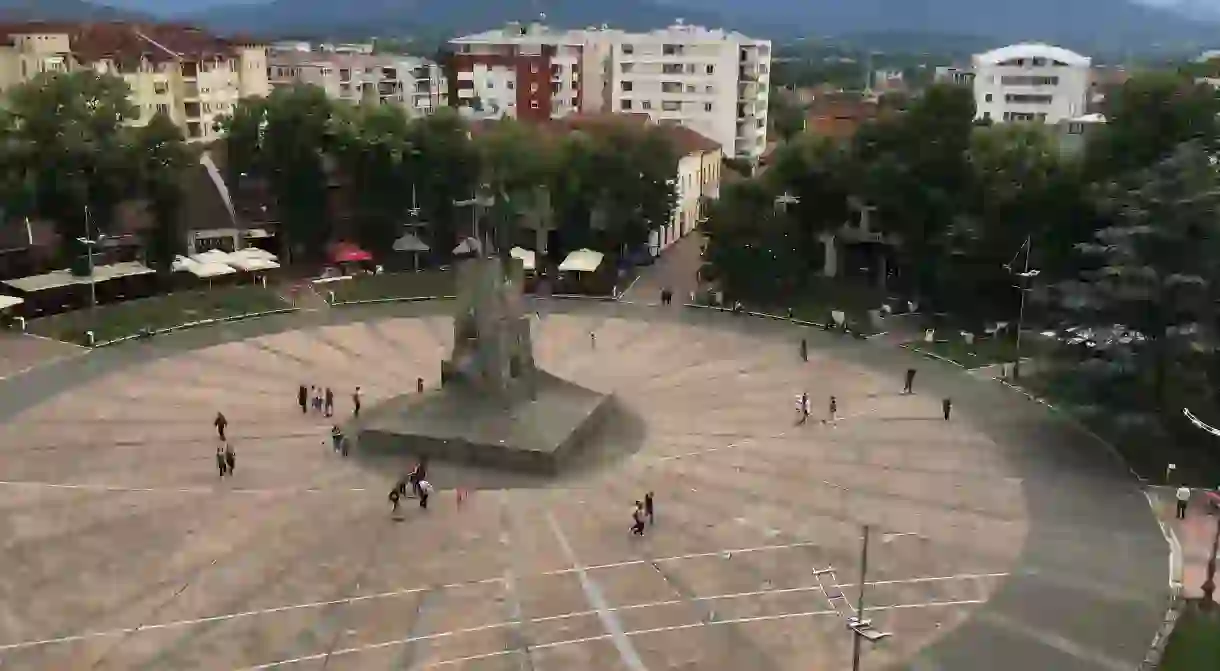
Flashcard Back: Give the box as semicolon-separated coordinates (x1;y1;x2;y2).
356;372;612;474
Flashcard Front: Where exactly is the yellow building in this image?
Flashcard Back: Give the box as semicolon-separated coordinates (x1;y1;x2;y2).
0;21;269;142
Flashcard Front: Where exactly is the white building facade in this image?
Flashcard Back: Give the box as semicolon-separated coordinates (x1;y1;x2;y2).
268;49;446;116
449;22;769;159
971;43;1091;124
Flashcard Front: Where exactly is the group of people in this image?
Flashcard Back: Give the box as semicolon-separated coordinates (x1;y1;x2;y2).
215;442;236;477
298;384;357;418
389;459;435;514
792;359;955;426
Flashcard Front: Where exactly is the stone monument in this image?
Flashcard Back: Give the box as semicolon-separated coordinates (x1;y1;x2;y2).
355;187;614;475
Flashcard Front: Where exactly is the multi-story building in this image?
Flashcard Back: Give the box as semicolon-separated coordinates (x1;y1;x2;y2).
268;48;446;116
971;43;1091;124
448;21;770;159
0;21;269;142
933;65;975;87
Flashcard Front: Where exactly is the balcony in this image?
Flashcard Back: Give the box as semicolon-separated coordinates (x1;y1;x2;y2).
184;102;201;119
382;68;397;80
181;61;198;79
378;82;400;96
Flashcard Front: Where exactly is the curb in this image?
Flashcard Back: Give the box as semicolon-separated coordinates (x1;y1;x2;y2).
681;302;830;330
92;308;300;348
332;295;456;306
900;343;968;369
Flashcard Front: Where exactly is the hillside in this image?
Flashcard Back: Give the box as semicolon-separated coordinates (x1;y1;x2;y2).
0;0;144;21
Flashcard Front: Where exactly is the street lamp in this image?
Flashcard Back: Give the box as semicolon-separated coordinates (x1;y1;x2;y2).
76;205;106;313
845;525;898;671
1004;235;1040;380
774;192;800;213
1181;407;1220;609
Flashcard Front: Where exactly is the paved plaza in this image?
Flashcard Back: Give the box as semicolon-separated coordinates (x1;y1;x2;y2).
0;301;1170;670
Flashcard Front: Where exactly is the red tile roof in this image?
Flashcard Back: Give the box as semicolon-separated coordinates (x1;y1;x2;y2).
0;21;260;65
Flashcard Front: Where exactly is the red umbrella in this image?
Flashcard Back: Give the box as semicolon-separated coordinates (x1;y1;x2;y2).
329;242;373;263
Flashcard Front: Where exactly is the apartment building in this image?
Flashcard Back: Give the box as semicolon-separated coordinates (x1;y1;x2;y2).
971;43;1091;124
448;21;770;159
268;48;446;116
0;22;269;142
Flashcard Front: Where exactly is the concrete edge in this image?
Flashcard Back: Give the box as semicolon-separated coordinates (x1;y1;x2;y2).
332;295;456;306
91;307;301;348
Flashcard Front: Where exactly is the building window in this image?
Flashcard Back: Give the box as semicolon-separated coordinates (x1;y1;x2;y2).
662;64;683;74
621;99;633;110
706;85;714;93
661;101;680;112
507;81;514;89
1005;93;1053;104
983;111;991;120
621;80;633;92
530;82;538;93
663;44;683;56
1068;122;1084;134
530;100;539;109
704;103;712;112
706;65;714;75
622;44;634;55
155;103;170;115
154;82;168;95
661;81;681;93
641;100;652;110
984;93;992;102
531;63;538;74
622;63;633;73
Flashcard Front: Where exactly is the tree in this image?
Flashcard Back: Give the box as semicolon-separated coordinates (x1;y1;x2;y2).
406;109;479;256
134;111;191;274
767;88;806;142
851;83;976;303
1086;72;1220;179
1066;142;1220;410
330;104;416;257
5;71;138;266
701;179;803;299
763;134;852;276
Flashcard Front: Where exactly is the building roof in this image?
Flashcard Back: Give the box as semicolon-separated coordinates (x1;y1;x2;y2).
451;24;602;45
0;21;260;64
547;114;720;156
974;43;1090;67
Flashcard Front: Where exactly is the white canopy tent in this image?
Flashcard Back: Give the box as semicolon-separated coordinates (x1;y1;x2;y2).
558;248;604;273
227;248;281;272
393;233;430;253
0;295;24;310
174;255;238;278
510;247;536;271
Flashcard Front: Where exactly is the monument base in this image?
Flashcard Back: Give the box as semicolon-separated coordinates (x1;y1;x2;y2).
355;371;613;475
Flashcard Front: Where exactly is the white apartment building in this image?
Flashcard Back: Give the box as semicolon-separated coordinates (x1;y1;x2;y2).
610;23;771;159
971;43;1091;124
449;22;770;159
268;49;446;116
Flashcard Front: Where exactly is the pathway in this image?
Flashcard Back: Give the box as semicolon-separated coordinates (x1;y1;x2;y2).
622;233;704;305
1151;486;1220;604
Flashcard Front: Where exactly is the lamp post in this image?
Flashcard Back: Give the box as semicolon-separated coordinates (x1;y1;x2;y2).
774;192;799;213
76;205;106;313
1004;235;1039;380
1181;407;1220;609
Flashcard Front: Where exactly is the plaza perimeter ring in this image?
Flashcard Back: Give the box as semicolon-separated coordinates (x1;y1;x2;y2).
0;300;1167;670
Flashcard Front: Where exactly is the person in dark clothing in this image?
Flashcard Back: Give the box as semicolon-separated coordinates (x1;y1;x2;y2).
942;398;952;421
800;338;808;362
417;377;425;393
904;368;916;394
224;443;235;475
324;387;334;417
298;384;308;414
216;446;227;477
644;492;654;526
418;480;433;509
353;386;362;418
214;412;228;441
331;425;343;452
389;486;401;514
631;501;646;535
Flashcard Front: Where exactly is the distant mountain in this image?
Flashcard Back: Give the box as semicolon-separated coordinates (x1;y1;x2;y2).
186;0;725;41
0;0;145;21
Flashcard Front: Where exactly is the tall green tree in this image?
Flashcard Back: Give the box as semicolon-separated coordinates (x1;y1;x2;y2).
702;179;803;299
406;109;479;256
5;71;138;266
763;134;852;276
1086;72;1220;179
331;104;416;257
134;111;191;274
1066;142;1220;410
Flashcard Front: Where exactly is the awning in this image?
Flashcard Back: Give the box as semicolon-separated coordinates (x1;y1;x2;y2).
0;295;23;309
452;237;482;256
243;228;272;239
175;256;238;278
510;246;536;271
558;248;604;273
192;249;234;265
227;248;281;271
393;232;430;252
235;247;277;261
1;262;154;293
329;242;373;263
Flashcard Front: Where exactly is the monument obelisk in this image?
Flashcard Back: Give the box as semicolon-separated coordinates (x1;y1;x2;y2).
440;186;537;400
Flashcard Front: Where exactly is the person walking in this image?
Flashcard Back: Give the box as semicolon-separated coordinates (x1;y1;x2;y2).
904;368;916;394
417;377;425;393
331;425;343;453
942;398;953;421
644;492;655;526
324;387;334;417
630;501;646;536
214;412;228;441
800;338;808;363
352;386;362;418
216;446;227;478
389;485;402;515
590;332;596;349
298;384;308;414
796;392;810;425
224;443;236;476
312;387;323;413
1176;485;1191;520
828;396;838;423
418;479;434;509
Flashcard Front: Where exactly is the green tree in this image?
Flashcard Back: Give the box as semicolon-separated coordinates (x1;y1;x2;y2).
852;83;976;303
5;71;138;266
134;111;191;274
1086;72;1220;179
406;109;479;256
701;179;802;299
330;104;416;257
1066;142;1220;411
767;88;806;141
763;134;852;276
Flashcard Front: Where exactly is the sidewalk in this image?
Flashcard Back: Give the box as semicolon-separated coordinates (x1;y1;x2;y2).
622;233;704;305
1150;486;1220;603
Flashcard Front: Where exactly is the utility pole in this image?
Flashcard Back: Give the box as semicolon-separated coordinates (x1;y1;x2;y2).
851;524;870;671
